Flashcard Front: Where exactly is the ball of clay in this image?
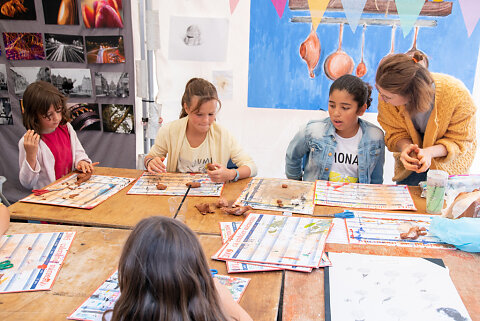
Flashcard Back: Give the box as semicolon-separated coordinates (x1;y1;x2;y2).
282;184;288;188
206;163;217;171
76;172;92;185
156;183;167;190
186;182;201;188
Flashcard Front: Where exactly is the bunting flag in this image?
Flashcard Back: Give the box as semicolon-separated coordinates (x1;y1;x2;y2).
230;0;240;14
341;0;367;33
308;0;330;31
395;0;425;37
458;0;480;37
270;0;287;18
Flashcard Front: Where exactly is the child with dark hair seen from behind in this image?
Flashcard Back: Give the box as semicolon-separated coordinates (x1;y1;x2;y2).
103;216;252;321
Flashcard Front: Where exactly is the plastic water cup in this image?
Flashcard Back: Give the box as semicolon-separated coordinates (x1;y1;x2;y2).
426;170;448;214
168;196;187;223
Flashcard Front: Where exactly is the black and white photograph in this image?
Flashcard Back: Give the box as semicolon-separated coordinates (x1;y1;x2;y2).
10;67;51;96
95;72;129;97
0;64;7;91
0;98;13;125
45;33;85;63
50;68;92;97
102;104;134;134
68;103;101;131
168;16;229;62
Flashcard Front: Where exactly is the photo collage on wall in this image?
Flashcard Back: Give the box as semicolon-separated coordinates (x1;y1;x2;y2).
0;0;133;133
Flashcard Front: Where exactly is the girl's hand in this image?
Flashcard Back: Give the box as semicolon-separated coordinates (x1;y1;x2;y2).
77;160;94;173
146;156;166;174
23;130;40;170
415;148;432;173
23;130;40;158
207;163;234;183
400;144;421;171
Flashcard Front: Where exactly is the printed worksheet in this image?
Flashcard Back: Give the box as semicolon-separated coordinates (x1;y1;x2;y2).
344;211;454;249
219;221;330;273
127;172;223;196
217;214;332;269
21;174;134;209
0;232;76;293
314;181;416;210
235;178;315;214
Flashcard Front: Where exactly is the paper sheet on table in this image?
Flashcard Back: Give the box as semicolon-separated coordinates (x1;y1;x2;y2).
326;253;471;321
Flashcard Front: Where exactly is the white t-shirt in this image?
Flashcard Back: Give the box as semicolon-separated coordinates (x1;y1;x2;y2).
329;127;363;183
177;136;212;173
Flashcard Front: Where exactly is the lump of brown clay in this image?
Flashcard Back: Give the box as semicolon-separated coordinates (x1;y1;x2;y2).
206;163;217;171
282;184;288;188
216;197;230;208
277;199;284;207
195;203;214;215
400;226;427;240
76;172;92;185
69;194;79;199
186;182;201;188
222;205;253;216
156;183;167;190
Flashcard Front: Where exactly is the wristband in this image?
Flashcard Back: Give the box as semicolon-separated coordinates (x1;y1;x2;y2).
144;157;153;169
232;169;240;182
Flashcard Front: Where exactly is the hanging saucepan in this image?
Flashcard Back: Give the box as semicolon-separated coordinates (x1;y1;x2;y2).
405;26;418;55
404;26;428;67
300;24;321;78
324;23;354;80
356;24;367;78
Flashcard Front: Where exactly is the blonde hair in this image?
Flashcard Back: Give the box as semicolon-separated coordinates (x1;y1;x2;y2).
179;78;221;118
376;53;434;114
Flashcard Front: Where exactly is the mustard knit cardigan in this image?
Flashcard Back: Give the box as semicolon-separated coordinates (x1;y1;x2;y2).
377;73;477;182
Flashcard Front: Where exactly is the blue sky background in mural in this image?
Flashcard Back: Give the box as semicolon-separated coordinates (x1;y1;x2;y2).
248;0;480;112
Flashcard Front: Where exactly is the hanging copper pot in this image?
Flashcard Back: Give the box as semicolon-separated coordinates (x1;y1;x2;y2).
300;25;321;78
324;23;354;80
356;24;367;78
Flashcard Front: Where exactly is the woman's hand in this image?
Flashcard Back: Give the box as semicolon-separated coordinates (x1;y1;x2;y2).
207;163;235;183
415;148;433;173
76;160;94;173
146;156;166;174
23;130;40;170
400;144;421;171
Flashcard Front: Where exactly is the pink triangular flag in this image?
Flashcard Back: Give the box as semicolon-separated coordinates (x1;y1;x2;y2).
458;0;480;37
230;0;240;14
270;0;287;18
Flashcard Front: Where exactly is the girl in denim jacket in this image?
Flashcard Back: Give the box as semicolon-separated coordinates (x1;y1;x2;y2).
286;74;385;184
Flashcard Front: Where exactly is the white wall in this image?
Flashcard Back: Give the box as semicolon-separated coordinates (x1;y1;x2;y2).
134;0;477;182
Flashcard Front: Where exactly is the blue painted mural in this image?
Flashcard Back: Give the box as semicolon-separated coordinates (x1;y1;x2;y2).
248;0;480;112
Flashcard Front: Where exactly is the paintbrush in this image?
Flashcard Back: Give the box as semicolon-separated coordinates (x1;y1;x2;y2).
174;185;191;219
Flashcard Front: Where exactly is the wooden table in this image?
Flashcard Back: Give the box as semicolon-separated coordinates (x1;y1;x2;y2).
9;167;427;235
282;243;480;321
0;223;282;321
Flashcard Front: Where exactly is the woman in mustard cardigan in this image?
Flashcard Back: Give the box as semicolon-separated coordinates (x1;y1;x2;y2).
376;53;477;186
144;78;257;183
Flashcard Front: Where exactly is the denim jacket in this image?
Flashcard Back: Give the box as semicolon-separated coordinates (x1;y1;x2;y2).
285;117;385;184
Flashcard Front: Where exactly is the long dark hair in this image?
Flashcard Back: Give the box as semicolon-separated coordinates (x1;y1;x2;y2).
108;216;229;321
22;81;69;133
376;53;434;114
179;78;221;118
329;74;373;109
